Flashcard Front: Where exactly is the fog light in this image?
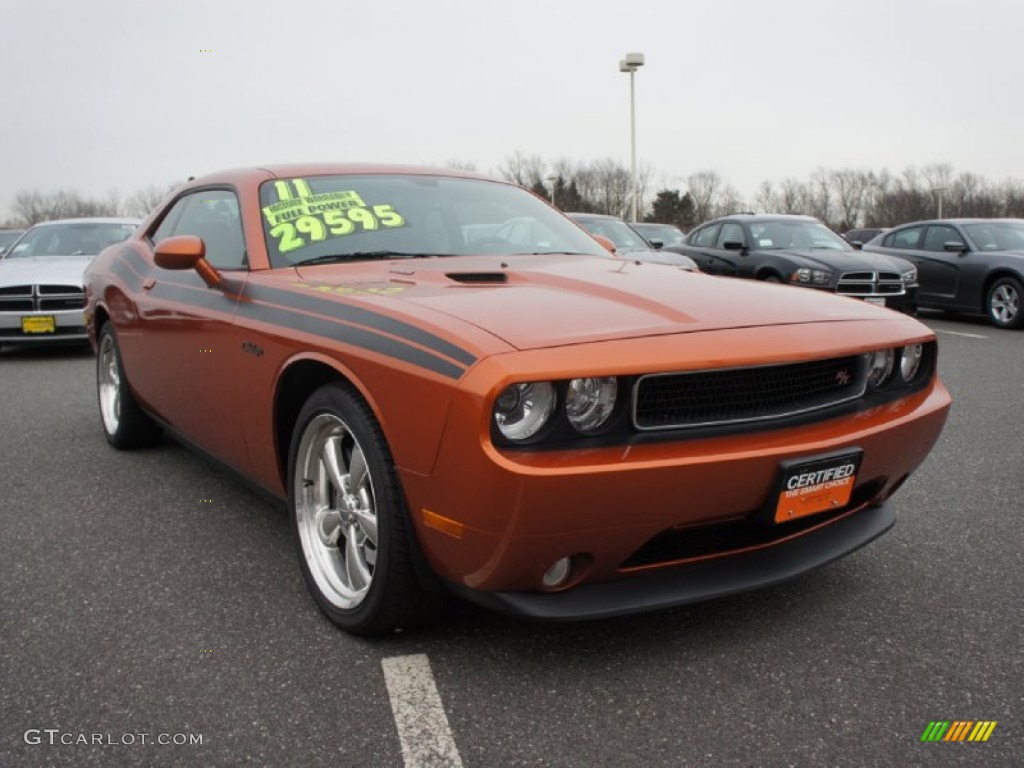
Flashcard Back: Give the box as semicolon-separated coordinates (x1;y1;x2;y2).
542;557;572;588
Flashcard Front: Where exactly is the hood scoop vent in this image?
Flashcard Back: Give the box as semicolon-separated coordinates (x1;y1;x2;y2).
445;272;508;284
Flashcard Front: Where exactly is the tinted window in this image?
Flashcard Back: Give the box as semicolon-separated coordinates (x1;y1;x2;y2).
890;227;923;249
923;225;964;252
155;190;246;269
717;222;745;248
963;222;1024;251
691;223;720;247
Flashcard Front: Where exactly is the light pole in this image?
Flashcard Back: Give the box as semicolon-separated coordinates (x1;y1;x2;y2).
545;173;558;209
932;187;949;219
619;52;644;222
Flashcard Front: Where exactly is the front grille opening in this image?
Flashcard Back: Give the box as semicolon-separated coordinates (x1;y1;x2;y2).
634;355;865;430
37;285;82;295
0;285;32;296
620;477;886;569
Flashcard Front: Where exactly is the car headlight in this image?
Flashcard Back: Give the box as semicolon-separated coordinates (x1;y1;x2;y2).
899;344;923;382
902;268;918;286
866;349;895;389
565;377;618;433
494;382;556;441
791;268;831;285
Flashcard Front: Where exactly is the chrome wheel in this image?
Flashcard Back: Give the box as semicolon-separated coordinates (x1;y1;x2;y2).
989;281;1020;326
98;332;121;435
294;413;379;610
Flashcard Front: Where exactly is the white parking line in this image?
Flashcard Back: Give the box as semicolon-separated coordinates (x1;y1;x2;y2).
382;654;464;768
933;328;988;339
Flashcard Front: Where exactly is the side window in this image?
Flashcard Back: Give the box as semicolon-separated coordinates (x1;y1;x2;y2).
153;190;247;269
691;223;721;247
717;222;745;248
923;225;964;252
891;227;923;249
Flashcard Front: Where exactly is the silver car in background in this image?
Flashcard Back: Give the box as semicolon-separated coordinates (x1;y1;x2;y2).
0;218;139;347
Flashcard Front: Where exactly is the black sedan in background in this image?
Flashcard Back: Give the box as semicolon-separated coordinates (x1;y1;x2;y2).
864;219;1024;329
670;214;918;312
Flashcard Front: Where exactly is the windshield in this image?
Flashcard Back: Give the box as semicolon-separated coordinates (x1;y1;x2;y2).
259;174;608;267
5;222;137;258
571;216;648;252
748;220;851;251
963;221;1024;251
635;224;686;246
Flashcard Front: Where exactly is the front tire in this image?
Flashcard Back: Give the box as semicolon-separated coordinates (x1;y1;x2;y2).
97;322;162;449
986;276;1023;329
288;383;432;635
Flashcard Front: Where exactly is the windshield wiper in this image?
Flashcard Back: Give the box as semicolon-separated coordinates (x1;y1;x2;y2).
294;251;453;266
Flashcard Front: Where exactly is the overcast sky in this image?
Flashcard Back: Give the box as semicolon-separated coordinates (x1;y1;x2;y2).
1;0;1021;217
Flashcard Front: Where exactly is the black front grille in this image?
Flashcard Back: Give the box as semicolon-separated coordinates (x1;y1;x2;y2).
0;284;83;312
621;477;886;568
633;355;866;430
837;271;904;296
40;297;85;311
0;299;34;311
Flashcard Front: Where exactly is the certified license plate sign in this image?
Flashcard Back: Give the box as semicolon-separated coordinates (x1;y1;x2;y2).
775;452;861;523
22;315;56;334
864;297;886;306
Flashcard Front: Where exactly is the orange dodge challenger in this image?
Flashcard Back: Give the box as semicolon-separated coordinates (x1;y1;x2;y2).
83;165;951;635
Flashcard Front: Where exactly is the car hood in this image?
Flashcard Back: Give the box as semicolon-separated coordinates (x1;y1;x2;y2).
0;255;94;287
770;249;912;272
295;254;890;352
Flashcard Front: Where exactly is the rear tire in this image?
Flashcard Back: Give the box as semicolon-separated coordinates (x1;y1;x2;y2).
986;276;1023;329
96;322;162;449
288;383;434;635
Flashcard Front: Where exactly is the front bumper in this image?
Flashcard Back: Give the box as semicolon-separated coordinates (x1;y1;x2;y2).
447;502;894;620
401;376;949;602
0;309;88;343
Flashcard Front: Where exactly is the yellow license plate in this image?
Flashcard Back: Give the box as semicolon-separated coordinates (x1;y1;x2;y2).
22;316;56;334
775;452;861;523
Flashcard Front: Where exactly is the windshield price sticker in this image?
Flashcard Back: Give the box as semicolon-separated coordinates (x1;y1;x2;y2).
263;179;409;254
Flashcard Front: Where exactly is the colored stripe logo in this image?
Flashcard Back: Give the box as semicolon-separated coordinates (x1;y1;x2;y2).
920;721;997;742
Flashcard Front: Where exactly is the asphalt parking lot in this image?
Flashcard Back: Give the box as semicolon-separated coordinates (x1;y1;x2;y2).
1;312;1020;768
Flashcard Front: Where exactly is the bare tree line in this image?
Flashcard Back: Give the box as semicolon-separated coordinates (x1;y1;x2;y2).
490;156;1024;232
6;161;1024;234
1;182;181;227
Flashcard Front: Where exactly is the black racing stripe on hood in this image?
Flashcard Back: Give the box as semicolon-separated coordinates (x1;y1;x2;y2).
149;280;466;380
245;283;478;367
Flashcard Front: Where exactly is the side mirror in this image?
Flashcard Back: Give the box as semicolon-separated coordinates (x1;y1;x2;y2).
592;234;616;253
154;235;221;287
648;237;664;250
722;240;746;253
850;240;864;250
943;241;967;253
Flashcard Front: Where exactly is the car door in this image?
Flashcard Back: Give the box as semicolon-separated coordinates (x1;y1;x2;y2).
714;221;747;277
133;189;252;472
910;225;964;307
686;223;723;273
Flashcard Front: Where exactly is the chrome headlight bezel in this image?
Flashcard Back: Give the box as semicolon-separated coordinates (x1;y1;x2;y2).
866;348;895;389
902;267;918;286
899;343;924;383
565;377;618;434
493;381;557;441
